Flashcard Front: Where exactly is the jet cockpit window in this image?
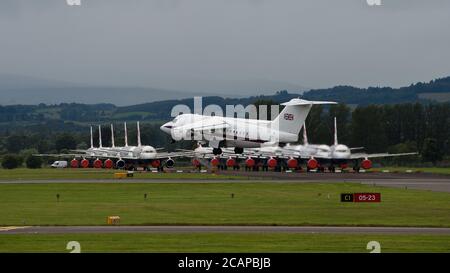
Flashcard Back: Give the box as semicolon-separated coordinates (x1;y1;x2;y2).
142;146;155;153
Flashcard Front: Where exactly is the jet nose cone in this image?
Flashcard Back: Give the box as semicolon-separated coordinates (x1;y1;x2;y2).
160;122;173;134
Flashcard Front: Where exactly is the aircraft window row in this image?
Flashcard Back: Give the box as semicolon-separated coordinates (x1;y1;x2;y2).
225;129;248;136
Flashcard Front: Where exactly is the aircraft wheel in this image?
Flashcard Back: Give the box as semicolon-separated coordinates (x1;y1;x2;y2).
213;148;222;155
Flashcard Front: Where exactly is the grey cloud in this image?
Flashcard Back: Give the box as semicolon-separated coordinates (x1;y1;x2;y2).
0;0;449;94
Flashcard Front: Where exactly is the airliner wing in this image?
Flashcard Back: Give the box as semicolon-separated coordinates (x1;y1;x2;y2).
33;153;85;158
155;152;187;158
350;152;418;159
242;149;299;159
175;148;195;152
34;153;119;159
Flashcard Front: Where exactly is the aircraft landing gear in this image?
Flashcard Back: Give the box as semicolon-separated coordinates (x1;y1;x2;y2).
234;147;244;154
213;148;222;155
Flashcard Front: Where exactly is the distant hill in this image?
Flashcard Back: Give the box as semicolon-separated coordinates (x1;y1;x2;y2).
0;76;449;126
115;76;450;119
3;73;449;107
302;76;450;105
0;74;207;106
0;74;307;106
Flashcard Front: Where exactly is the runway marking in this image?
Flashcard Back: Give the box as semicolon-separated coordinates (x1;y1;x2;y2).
2;226;450;235
0;226;29;232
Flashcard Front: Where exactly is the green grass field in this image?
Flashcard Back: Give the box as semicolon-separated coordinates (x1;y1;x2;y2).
0;233;448;253
0;168;243;180
0;183;449;227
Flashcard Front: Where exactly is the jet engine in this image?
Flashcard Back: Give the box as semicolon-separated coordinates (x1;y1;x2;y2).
210;157;220;167
192;158;201;167
226;157;236;167
116;159;125;169
70;159;79;168
151;160;161;168
93;159;103;168
165;158;175;168
81;159;89;168
267;157;277;168
287;158;298;169
104;159;113;169
245;158;255;168
307;158;318;169
361;159;372;169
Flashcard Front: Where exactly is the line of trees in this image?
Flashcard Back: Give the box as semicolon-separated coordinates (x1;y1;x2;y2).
305;103;449;157
0;102;449;168
258;101;450;165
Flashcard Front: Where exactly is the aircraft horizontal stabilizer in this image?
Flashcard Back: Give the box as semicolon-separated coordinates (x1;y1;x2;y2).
349;147;365;151
281;98;337;106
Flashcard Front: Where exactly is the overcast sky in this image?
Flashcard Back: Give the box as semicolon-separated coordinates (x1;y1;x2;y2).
1;0;450;94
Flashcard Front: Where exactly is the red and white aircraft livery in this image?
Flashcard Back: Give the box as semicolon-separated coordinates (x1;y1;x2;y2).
246;117;418;172
35;122;176;170
181;117;417;172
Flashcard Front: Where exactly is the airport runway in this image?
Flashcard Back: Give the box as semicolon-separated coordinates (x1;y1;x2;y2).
0;172;449;192
2;225;450;235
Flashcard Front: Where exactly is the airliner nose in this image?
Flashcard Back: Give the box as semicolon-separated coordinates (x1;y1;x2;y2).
160;122;173;133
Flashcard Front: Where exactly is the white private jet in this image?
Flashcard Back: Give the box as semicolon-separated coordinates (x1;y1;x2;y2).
160;98;336;155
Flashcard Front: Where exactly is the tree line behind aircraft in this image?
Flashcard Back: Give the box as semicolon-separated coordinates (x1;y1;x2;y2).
0;100;448;170
32;98;421;172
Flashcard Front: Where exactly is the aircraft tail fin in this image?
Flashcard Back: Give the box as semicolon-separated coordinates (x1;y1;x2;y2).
111;124;115;148
124;122;128;147
334;117;338;146
98;125;103;148
90;126;94;148
137;121;142;147
272;98;336;137
303;123;309;145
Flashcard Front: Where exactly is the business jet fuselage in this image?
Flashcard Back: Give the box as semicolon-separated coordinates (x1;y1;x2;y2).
161;98;336;154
